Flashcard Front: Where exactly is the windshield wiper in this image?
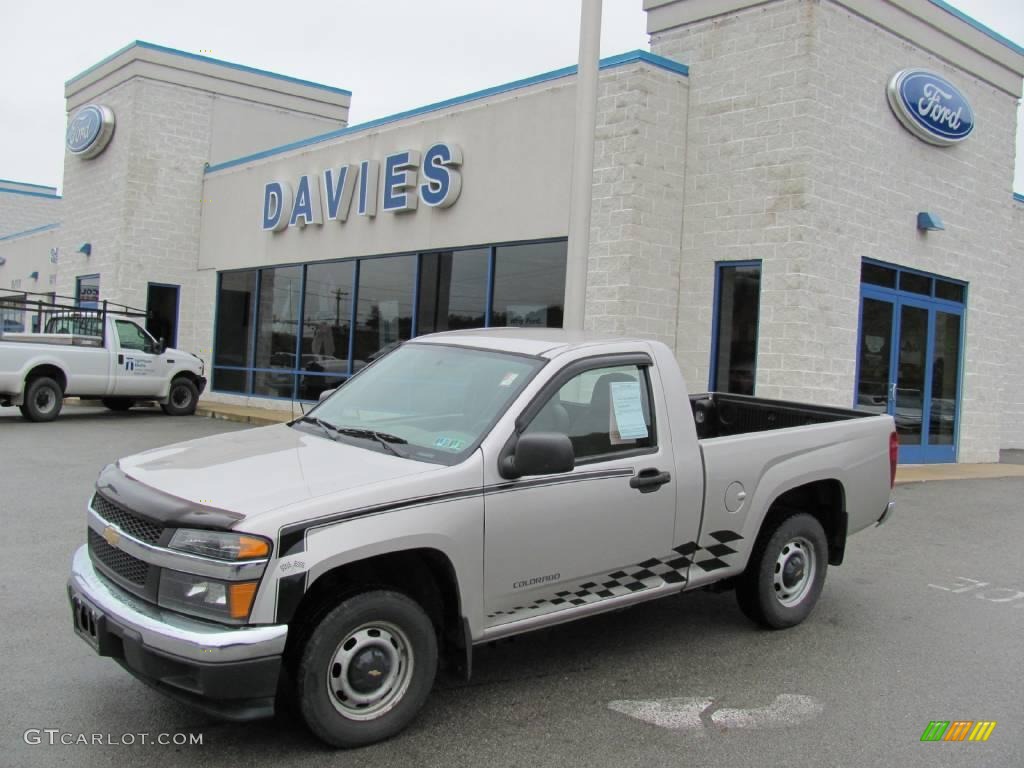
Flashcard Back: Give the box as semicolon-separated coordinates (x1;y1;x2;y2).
334;426;408;457
295;415;340;442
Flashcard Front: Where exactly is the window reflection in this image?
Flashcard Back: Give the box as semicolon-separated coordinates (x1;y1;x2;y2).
352;256;416;369
491;242;566;328
418;249;488;334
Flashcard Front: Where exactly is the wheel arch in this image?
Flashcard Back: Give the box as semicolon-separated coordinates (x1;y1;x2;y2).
756;478;847;565
25;362;68;393
283;547;470;679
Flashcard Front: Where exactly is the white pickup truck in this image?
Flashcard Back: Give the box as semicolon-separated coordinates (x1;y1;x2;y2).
67;329;896;747
0;305;205;422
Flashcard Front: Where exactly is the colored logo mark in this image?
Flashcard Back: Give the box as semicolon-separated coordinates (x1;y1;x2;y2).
920;720;996;742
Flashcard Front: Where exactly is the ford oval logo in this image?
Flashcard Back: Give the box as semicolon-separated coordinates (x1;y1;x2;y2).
66;104;116;159
886;69;973;146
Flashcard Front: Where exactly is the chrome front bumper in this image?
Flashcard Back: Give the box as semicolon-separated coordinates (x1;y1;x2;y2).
68;545;287;664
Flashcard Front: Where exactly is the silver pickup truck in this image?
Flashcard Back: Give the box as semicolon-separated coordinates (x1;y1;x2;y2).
67;330;896;747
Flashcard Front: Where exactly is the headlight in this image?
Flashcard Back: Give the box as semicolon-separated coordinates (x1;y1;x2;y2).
158;570;259;623
168;529;271;561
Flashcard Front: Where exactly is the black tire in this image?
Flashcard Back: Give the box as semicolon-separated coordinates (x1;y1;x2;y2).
161;377;198;416
102;398;134;412
21;377;63;422
735;512;828;629
296;590;437;748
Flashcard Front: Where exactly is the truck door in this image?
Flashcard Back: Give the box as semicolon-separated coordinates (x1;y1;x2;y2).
483;356;681;624
111;319;163;397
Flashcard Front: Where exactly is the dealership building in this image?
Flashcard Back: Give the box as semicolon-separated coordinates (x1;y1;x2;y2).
2;0;1023;464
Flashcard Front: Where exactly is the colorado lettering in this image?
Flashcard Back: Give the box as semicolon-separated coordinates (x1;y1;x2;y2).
261;142;463;232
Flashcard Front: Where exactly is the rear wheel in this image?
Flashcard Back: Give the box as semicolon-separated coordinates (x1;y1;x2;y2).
161;377;198;416
296;590;437;748
736;512;828;629
102;398;133;412
20;377;63;422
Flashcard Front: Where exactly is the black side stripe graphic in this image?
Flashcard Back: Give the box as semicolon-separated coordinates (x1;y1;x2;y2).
276;468;637;556
275;571;307;624
487;531;745;621
278;487;483;556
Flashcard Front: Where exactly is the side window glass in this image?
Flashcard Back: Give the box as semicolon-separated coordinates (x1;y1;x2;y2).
115;321;147;351
524;364;655;461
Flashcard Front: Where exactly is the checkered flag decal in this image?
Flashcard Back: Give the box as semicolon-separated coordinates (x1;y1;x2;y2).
488;530;743;620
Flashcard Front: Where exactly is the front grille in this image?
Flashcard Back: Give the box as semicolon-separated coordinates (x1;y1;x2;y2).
91;493;164;544
88;529;151;587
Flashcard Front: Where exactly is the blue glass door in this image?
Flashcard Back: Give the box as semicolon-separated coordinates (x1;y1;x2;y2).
857;284;963;464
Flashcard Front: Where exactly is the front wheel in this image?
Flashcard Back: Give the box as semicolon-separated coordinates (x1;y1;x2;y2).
296;590;437;748
735;512;828;629
161;378;198;416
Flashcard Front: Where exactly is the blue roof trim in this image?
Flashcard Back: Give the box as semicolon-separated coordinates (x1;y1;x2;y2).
0;222;61;242
1014;192;1024;204
66;40;352;97
0;187;61;200
0;178;57;193
206;50;688;175
928;0;1024;56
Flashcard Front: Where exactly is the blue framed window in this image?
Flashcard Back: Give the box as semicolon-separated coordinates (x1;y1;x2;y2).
710;261;762;395
212;238;567;401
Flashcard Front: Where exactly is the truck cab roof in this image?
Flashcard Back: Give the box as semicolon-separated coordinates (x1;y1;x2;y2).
408;327;651;359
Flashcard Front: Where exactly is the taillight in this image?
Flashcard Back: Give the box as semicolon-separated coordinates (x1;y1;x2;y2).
889;431;899;488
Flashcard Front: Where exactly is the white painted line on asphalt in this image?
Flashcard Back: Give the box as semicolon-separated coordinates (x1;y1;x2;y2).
709;694;823;729
608;694;823;731
607;697;713;730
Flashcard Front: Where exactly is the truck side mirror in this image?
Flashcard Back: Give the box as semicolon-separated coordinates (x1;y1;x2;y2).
501;433;575;479
158;337;166;354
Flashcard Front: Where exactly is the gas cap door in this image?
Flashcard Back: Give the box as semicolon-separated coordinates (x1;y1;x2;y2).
724;481;747;514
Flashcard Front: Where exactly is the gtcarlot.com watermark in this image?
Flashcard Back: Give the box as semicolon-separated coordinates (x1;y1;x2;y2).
24;729;203;747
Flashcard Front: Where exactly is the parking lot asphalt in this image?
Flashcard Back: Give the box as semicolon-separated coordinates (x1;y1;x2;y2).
1;406;1021;767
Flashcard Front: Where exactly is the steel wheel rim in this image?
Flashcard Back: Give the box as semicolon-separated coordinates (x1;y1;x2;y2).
773;536;816;607
35;387;55;413
171;385;191;408
327;621;414;721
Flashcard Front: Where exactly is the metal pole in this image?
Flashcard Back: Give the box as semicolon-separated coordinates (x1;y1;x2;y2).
564;0;602;331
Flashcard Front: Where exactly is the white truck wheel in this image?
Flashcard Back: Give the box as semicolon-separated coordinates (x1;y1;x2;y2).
735;512;828;629
21;377;63;422
161;378;198;416
296;590;437;748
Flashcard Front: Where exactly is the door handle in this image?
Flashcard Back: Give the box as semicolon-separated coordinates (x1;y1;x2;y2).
118;354;124;364
630;468;671;493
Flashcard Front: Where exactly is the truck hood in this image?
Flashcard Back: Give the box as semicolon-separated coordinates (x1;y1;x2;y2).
116;424;440;519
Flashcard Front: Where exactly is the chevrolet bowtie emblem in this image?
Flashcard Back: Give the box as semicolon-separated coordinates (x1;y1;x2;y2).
102;526;121;547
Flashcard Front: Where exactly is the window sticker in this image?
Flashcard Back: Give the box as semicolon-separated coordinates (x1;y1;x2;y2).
434;437;464;451
499;372;519;387
609;380;648;441
434;436;451;448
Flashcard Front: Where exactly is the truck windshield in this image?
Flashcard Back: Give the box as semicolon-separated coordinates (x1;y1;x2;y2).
301;343;545;464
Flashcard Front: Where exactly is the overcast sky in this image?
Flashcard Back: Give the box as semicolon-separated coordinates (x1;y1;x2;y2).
2;0;1022;194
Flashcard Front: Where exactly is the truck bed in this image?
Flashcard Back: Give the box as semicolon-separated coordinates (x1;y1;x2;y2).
689;392;869;440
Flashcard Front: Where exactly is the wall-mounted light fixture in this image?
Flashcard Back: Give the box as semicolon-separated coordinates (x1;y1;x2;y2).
917;212;945;231
0;256;6;266
77;242;92;256
28;271;39;281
